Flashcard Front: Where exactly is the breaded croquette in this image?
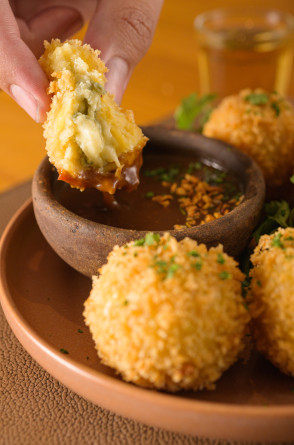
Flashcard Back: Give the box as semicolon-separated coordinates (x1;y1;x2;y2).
249;227;294;376
39;39;148;194
84;233;250;392
203;89;294;189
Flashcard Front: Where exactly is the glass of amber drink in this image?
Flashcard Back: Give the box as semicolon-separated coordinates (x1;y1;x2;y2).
194;8;294;97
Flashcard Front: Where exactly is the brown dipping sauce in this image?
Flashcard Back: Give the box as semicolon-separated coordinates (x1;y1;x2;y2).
54;151;243;231
58;149;143;194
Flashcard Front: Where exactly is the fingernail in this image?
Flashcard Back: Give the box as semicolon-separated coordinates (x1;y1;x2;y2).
10;84;40;122
106;57;129;103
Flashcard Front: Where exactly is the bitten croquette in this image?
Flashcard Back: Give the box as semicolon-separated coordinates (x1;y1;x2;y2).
203;89;294;189
84;233;250;392
249;227;294;376
39;39;147;193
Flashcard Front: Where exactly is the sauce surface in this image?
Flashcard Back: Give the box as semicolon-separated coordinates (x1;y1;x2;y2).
54;152;243;231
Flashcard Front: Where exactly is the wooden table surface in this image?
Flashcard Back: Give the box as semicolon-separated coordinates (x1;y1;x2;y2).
1;0;294;193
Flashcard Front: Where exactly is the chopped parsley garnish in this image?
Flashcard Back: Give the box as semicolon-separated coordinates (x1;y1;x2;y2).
166;263;180;278
134;238;145;246
219;271;232;280
144;165;180;183
187;161;202;173
290;175;294;184
271;233;284;248
123;300;129;306
77;329;83;333
145;191;155;198
154;260;168;273
145;232;161;246
214;171;227;184
134;233;161;247
217;253;225;264
256;280;262;288
144;167;166;177
245;93;269;105
187;250;200;257
193;261;202;270
60;348;69;354
151;254;181;279
180;208;187;216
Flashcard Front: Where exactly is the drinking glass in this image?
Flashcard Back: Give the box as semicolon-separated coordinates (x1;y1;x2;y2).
194;8;294;97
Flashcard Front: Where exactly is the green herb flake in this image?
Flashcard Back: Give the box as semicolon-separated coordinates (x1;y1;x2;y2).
144;167;166;177
256;280;262;288
144;165;180;183
193;260;203;271
134;238;145;246
271;101;281;117
77;329;84;333
145;232;161;246
217;253;225;264
145;191;155;198
245;93;269;105
271;233;284;249
290;175;294;184
123;300;129;306
180;208;187;216
214;171;227;184
187;161;202;173
187;250;200;257
60;348;69;354
133;251;138;257
219;271;232;280
167;263;180;279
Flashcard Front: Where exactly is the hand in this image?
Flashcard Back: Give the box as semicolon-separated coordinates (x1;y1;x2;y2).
0;0;163;122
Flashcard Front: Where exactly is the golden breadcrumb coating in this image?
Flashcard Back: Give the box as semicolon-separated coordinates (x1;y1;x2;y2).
39;39;147;193
249;227;294;376
203;89;294;189
84;233;249;392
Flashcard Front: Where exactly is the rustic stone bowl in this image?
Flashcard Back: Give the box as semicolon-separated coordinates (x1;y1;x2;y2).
32;126;265;277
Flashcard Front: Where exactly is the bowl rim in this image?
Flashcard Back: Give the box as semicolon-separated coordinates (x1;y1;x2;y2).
32;125;265;237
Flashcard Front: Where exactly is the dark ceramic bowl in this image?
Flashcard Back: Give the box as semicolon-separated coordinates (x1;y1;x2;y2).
32;126;265;277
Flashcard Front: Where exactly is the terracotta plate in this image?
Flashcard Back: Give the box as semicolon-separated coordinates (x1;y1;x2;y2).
1;200;294;441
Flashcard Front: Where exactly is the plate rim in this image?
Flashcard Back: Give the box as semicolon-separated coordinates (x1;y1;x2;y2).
1;199;294;441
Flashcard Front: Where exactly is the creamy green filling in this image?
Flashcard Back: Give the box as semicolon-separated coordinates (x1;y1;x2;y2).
72;80;119;169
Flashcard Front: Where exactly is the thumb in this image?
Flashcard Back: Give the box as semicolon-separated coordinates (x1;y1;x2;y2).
0;1;50;122
85;0;163;103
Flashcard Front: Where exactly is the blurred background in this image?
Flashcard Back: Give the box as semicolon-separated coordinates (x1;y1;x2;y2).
1;0;294;193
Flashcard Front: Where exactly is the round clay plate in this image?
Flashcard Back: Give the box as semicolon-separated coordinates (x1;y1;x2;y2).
1;200;294;442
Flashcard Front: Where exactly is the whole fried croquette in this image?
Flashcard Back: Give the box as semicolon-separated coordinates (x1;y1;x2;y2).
84;233;250;392
203;89;294;189
39;39;148;193
249;227;294;376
